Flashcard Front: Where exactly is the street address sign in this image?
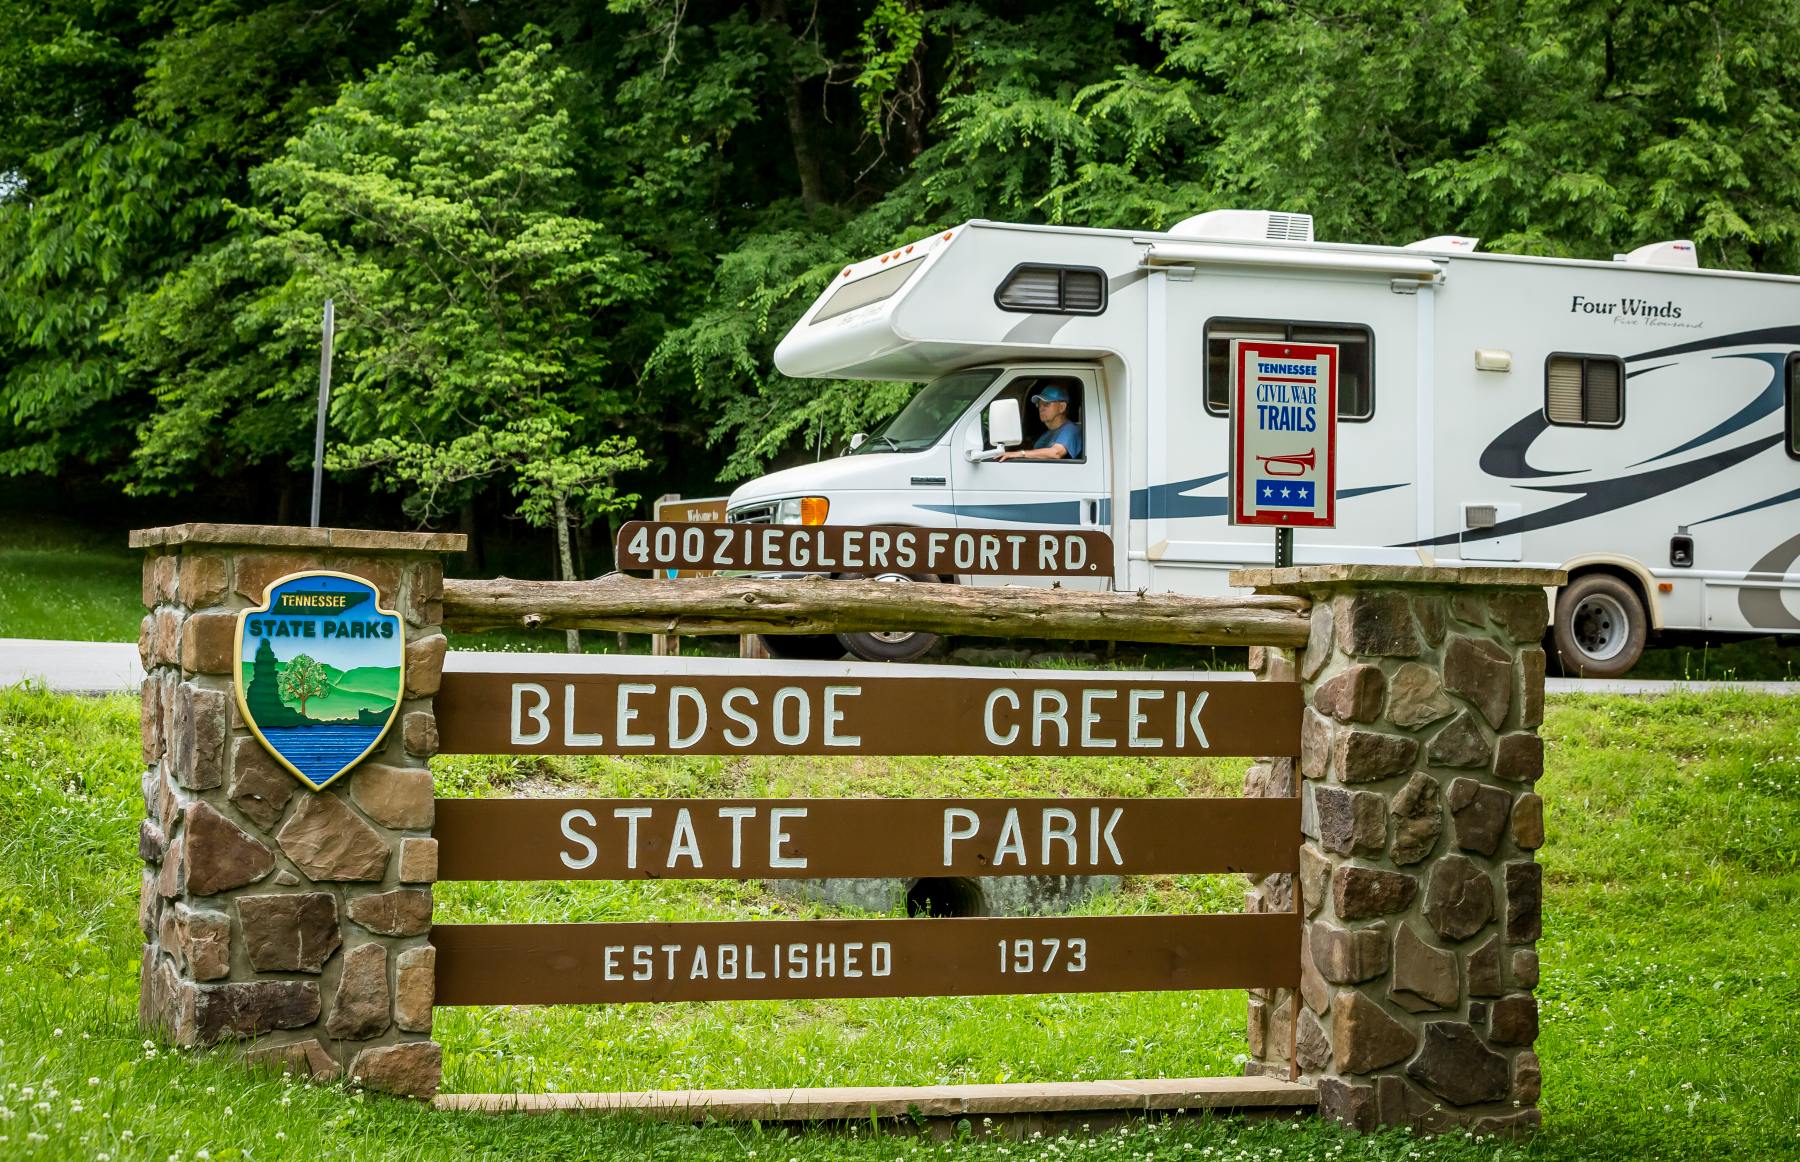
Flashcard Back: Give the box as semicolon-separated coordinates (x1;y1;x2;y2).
616;522;1111;576
1229;340;1338;528
649;495;729;578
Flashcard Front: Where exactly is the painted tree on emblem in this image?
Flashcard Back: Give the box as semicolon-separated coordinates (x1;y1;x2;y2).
277;654;330;720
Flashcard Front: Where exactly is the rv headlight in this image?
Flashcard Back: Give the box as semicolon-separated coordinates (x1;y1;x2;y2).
774;497;830;526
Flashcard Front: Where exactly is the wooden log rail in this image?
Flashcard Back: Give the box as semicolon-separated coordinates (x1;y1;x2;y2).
441;575;1311;647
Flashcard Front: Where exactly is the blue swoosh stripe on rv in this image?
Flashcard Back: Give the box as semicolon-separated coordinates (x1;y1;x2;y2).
1692;485;1800;527
1404;434;1784;549
1630;353;1788;467
915;500;1084;524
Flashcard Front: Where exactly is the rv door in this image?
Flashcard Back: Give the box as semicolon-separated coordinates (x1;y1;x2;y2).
949;368;1109;590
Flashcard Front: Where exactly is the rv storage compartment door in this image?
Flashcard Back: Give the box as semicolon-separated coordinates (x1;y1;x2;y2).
1460;502;1522;561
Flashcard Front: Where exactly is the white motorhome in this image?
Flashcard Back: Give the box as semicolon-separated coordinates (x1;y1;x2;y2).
727;211;1800;674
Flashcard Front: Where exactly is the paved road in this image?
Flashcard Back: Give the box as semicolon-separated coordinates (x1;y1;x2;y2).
3;637;1795;697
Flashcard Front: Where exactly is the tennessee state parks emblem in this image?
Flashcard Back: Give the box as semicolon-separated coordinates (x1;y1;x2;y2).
234;571;405;791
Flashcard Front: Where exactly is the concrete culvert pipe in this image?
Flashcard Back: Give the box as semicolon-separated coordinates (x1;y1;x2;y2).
905;876;988;918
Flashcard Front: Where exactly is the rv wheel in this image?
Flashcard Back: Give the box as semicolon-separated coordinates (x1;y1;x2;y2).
1553;574;1647;678
836;572;943;663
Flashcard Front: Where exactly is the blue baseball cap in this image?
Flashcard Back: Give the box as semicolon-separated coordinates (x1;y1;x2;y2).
1030;384;1071;404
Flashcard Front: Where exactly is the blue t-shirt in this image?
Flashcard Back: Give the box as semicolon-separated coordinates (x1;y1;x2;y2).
1034;422;1083;459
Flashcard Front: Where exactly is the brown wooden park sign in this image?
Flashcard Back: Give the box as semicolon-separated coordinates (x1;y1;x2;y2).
429;668;1304;1009
133;523;1553;1127
615;520;1113;576
436;673;1296;756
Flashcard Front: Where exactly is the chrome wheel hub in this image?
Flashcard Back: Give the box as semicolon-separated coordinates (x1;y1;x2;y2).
1572;593;1629;661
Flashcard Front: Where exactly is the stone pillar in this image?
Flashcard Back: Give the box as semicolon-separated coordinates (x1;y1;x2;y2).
1237;565;1560;1137
131;524;464;1099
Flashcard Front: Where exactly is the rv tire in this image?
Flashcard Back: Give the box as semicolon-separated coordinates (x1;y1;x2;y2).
835;572;944;663
1553;574;1647;678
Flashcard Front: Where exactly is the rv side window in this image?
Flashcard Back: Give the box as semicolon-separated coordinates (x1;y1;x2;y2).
1544;355;1624;428
995;265;1107;315
1787;354;1800;459
1203;319;1374;421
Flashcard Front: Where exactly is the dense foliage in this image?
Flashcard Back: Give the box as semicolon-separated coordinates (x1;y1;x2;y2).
4;0;1798;545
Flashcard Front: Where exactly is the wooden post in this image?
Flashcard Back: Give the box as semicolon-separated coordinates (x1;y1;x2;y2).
441;575;1310;648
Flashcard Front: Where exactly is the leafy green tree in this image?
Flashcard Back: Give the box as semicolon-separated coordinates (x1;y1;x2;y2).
334;411;648;648
189;33;652;634
0;0;416;486
277;653;329;718
7;0;1800;521
652;0;1800;477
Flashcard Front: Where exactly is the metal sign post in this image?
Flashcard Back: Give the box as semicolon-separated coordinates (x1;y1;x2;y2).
1227;340;1339;564
309;299;335;529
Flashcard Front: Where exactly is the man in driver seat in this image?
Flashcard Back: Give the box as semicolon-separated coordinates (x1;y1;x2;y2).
999;383;1083;461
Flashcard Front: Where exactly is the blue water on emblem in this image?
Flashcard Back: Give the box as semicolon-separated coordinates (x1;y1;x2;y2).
259;725;385;786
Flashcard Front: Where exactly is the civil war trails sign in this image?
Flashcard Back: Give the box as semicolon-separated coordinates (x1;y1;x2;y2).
1229;340;1338;528
614;521;1112;576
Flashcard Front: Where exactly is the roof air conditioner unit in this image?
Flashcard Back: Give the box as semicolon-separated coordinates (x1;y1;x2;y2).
1613;240;1700;269
1404;235;1480;253
1168;209;1314;244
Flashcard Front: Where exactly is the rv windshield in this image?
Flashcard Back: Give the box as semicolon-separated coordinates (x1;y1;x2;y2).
851;368;999;454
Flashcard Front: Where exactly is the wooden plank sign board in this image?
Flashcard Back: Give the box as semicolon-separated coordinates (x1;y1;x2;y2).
435;674;1299;757
433;913;1300;1005
615;522;1112;576
435;797;1299;881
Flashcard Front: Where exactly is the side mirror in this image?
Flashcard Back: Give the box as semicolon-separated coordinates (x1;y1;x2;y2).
848;432;867;451
987;399;1022;448
966;399;1024;462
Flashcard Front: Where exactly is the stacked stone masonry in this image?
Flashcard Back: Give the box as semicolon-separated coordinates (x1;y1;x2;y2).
1239;568;1558;1137
132;525;461;1099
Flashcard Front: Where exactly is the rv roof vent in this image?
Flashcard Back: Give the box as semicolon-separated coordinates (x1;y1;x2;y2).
1613;240;1700;269
1168;209;1314;244
1404;235;1480;253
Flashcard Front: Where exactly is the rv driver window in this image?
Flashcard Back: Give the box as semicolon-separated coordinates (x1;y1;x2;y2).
982;378;1085;461
1203;319;1373;421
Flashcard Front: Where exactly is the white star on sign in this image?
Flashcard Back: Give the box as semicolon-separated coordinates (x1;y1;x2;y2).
1262;485;1274;498
1280;486;1291;499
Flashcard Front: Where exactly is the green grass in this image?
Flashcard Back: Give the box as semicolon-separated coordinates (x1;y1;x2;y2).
0;521;144;642
1623;636;1797;682
3;686;1800;1159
